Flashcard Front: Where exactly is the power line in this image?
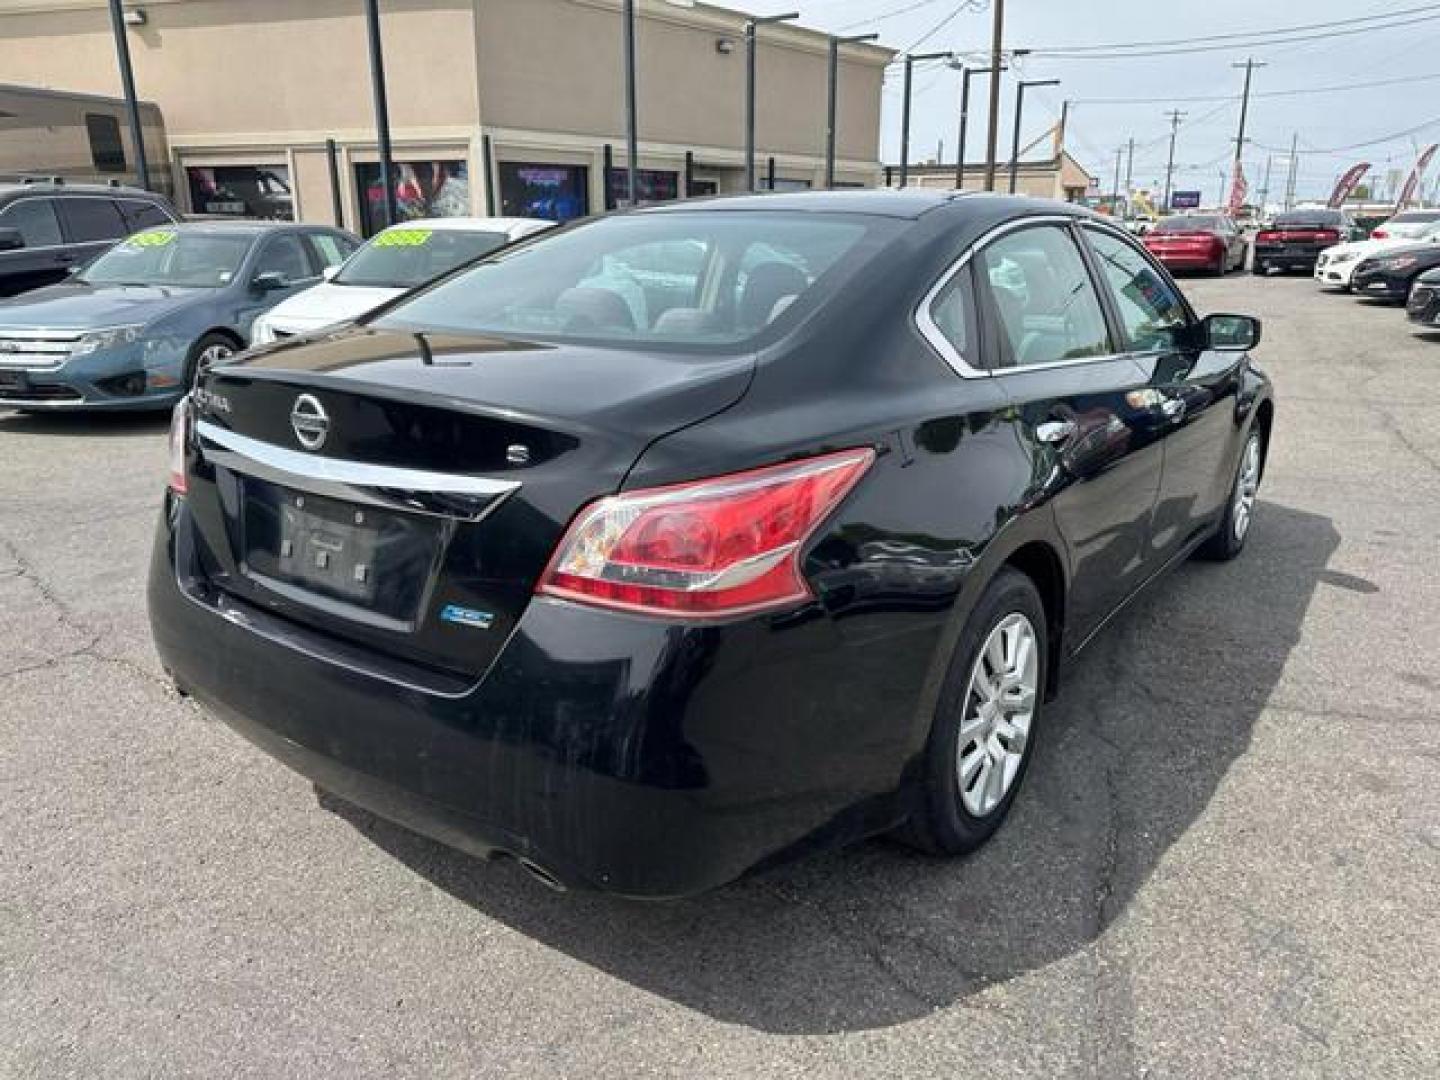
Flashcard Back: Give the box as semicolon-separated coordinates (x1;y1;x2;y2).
1025;3;1440;54
1030;10;1440;60
1069;70;1440;106
1252;116;1440;155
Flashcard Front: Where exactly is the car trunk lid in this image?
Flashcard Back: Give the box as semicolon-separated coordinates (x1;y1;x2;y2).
182;326;754;682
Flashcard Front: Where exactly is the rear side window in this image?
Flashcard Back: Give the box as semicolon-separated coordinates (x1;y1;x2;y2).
0;198;64;247
58;198;127;243
305;232;356;271
119;200;174;233
977;224;1111;369
1084;228;1189;352
85;113;127;173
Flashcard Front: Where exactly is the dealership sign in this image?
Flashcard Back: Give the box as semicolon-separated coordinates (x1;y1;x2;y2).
1170;190;1201;209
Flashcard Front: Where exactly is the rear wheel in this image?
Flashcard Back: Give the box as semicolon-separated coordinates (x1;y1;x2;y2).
899;568;1046;856
1198;427;1262;561
185;333;237;389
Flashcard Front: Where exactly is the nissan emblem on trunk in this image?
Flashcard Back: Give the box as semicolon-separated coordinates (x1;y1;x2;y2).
290;394;329;451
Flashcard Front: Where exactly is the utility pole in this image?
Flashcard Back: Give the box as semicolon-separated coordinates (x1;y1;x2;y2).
1283;132;1300;210
1258;154;1274;211
1229;57;1265;210
1161;109;1185;212
983;0;1006;190
1124;136;1135;198
1112;146;1124;211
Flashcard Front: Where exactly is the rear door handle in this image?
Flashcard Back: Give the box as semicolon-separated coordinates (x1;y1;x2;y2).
1036;419;1077;444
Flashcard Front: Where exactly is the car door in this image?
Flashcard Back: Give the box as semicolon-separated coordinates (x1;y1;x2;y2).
0;197;68;296
55;196;129;271
233;231;321;339
974;219;1167;646
1080;223;1244;562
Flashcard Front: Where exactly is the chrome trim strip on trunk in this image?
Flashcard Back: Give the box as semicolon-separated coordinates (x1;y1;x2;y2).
195;420;520;520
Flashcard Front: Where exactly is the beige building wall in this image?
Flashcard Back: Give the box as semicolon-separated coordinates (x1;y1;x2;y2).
0;0;892;228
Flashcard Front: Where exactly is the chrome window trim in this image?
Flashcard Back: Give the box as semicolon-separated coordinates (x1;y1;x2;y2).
916;213;1129;379
195;420;520;520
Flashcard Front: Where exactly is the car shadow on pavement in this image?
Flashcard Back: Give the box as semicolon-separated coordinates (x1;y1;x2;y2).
321;499;1342;1034
0;410;169;436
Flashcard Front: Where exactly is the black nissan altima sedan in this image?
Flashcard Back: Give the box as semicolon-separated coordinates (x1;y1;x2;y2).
148;191;1272;898
1351;241;1440;300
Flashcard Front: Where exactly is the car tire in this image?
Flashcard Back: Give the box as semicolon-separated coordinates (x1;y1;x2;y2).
1197;426;1263;561
1251;260;1267;276
898;568;1047;857
184;333;238;389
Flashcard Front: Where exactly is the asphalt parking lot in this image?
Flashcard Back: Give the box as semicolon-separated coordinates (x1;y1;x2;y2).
3;273;1438;1079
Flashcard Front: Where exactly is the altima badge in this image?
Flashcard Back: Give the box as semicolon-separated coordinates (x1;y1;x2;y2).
290;393;329;451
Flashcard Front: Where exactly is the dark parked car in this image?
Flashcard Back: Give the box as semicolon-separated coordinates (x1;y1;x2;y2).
1142;213;1247;274
1252;208;1360;275
0;181;178;297
0;221;358;410
1350;241;1440;301
148;192;1273;898
1405;267;1440;326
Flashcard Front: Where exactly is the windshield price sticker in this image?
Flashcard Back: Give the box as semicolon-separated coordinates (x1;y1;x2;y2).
373;228;434;248
126;230;179;249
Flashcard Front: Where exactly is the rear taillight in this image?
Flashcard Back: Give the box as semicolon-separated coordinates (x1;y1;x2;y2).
1315;229;1340;243
1257;230;1278;243
538;447;875;618
1372;229;1389;239
167;395;190;495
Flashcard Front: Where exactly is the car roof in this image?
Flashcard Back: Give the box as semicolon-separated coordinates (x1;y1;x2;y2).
376;216;551;234
634;188;1085;222
136;220;323;238
0;181;165;200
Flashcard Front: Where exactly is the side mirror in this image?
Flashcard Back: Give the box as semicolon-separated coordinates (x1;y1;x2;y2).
251;270;288;293
0;227;24;252
1201;312;1261;351
322;264;340;281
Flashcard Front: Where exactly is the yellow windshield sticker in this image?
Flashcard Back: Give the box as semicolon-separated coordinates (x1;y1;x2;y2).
373;228;433;248
127;230;178;248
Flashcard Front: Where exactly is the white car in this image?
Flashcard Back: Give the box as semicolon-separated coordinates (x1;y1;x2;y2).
1316;219;1440;290
1368;209;1440;241
251;216;553;343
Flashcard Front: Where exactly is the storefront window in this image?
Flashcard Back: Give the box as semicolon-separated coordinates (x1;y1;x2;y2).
498;163;589;223
605;168;679;209
354;160;471;237
186;165;294;220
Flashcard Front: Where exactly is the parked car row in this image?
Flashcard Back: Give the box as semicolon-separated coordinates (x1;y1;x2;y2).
1307;208;1440;331
0;191;552;411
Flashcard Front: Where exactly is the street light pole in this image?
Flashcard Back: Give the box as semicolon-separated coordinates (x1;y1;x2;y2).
826;32;878;189
1009;78;1059;194
622;0;639;207
106;0;150;191
746;12;799;192
953;64;1001;190
363;0;396;229
900;51;954;189
983;0;1006;190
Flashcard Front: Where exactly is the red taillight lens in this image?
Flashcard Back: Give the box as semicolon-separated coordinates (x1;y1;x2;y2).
1372;229;1389;239
1315;229;1340;243
167;395;190;495
538;447;875;618
1256;230;1278;242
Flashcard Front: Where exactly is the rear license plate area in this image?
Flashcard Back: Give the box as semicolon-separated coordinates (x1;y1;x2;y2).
239;479;440;627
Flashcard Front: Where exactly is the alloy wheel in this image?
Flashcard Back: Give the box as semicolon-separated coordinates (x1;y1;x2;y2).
1233;433;1261;542
957;612;1039;817
196;342;234;382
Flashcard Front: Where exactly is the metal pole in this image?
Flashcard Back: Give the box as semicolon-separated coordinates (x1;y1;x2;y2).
364;0;396;228
825;37;839;189
1162;109;1185;211
684;150;694;198
983;0;1005;190
1124;137;1134;196
900;55;914;189
1284;132;1299;211
1112;146;1123;209
1008;81;1025;194
1258;154;1273;211
622;0;639;207
106;0;150;191
955;67;970;189
325;138;344;226
745;20;757;191
482;133;496;215
603;143;614;209
767;156;776;191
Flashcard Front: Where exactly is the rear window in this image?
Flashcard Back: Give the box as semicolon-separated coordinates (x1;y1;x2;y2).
1388;211;1440;224
335;228;513;288
1272;212;1341;228
374;211;886;348
1156;216;1225;232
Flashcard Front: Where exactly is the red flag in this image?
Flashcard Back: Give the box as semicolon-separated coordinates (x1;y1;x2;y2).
1227;164;1248;213
1327;162;1371;209
1396;144;1439;208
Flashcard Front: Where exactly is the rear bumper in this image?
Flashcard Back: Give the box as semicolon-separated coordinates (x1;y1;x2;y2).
147;498;927;897
1146;249;1219;269
1254;246;1320;268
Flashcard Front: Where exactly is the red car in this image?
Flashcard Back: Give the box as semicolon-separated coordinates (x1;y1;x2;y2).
1142;214;1247;275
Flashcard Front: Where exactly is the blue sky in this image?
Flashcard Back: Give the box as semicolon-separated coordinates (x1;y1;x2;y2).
740;0;1440;202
